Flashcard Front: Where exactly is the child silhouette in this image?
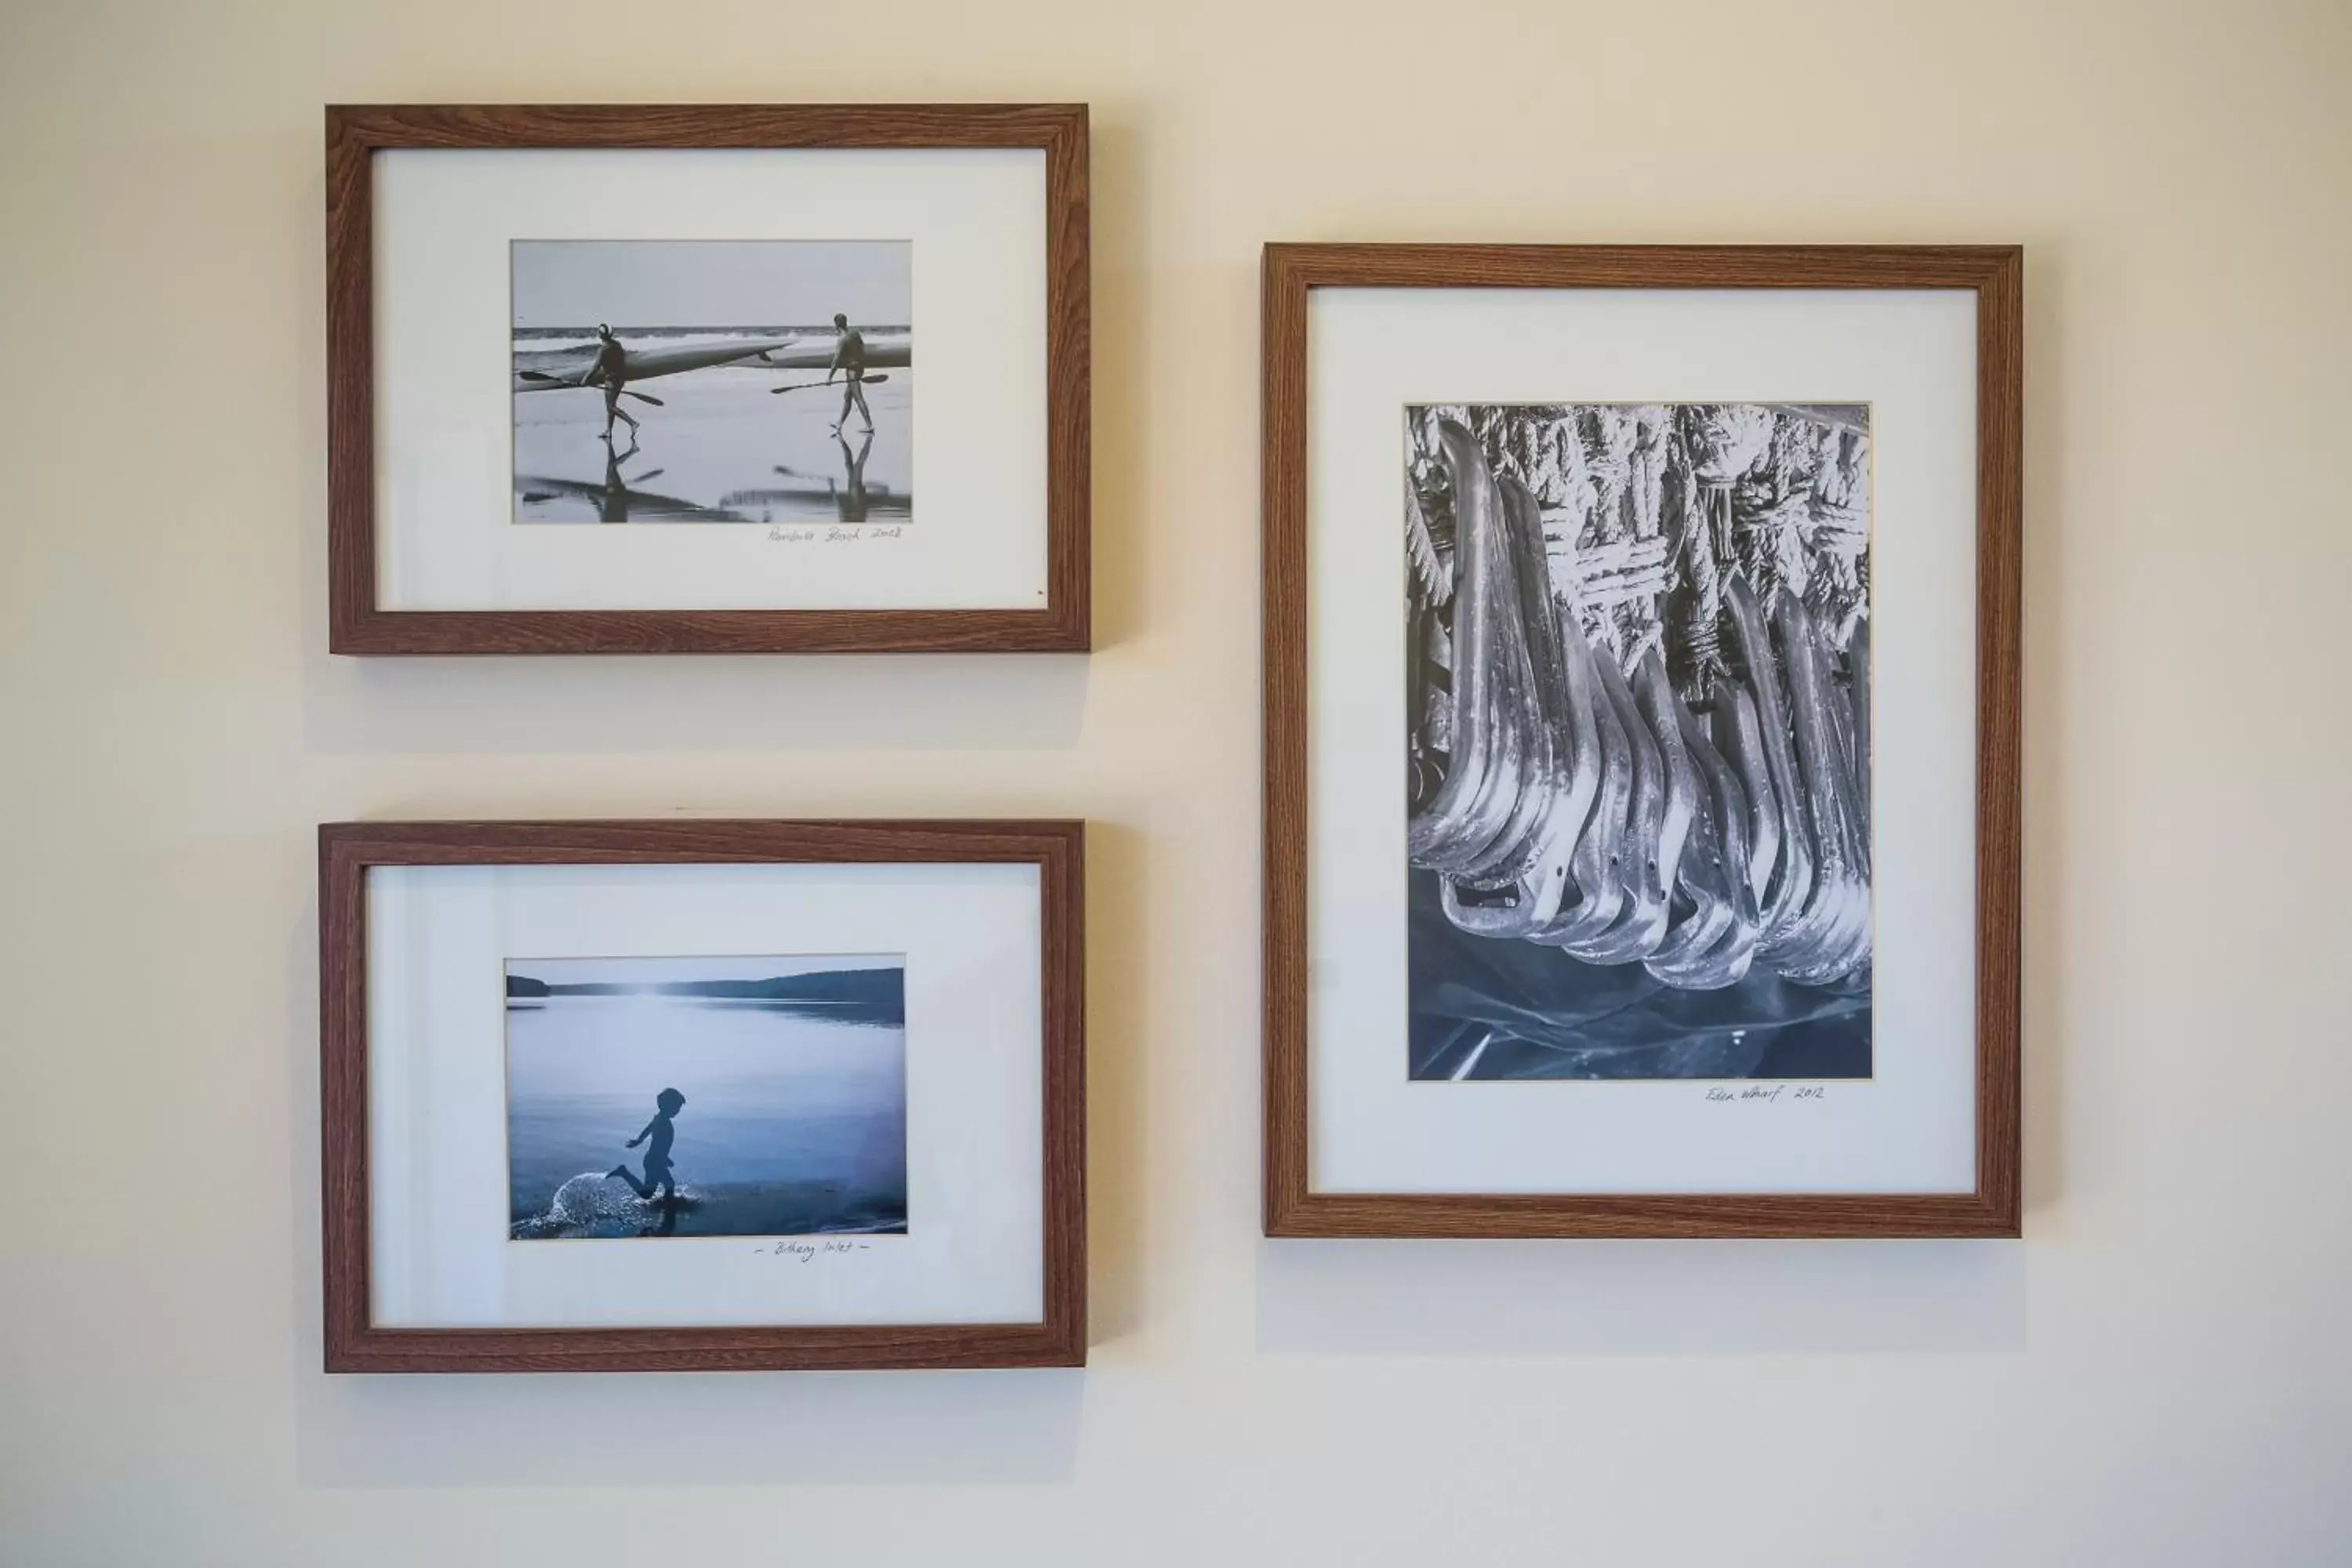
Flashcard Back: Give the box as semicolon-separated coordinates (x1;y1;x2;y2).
609;1087;685;1205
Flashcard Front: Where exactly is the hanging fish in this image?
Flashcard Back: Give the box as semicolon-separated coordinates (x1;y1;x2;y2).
1405;404;1872;1002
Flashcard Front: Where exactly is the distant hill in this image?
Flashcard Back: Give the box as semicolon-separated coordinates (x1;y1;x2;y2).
503;967;904;1026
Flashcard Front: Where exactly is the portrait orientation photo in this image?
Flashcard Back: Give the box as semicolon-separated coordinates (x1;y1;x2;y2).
1404;401;1873;1083
1263;244;2021;1238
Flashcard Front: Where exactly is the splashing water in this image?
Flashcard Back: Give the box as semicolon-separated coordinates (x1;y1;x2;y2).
510;1170;703;1240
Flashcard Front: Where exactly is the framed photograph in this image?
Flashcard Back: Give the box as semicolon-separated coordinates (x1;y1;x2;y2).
1262;245;2020;1237
319;819;1084;1371
325;104;1089;654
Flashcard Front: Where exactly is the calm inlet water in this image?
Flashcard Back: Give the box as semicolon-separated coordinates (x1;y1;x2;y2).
506;992;907;1240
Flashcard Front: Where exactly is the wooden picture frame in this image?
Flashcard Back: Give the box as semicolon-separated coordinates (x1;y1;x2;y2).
326;103;1090;654
1261;244;2022;1238
320;818;1085;1371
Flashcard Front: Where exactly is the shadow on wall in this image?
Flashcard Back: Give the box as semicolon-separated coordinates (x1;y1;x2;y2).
299;650;1094;757
1256;1237;2026;1356
285;876;1083;1490
292;187;1092;760
292;1365;1084;1488
1082;819;1152;1345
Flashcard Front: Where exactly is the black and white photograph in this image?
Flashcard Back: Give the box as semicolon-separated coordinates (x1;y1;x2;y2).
510;239;913;525
1405;402;1873;1081
503;953;909;1240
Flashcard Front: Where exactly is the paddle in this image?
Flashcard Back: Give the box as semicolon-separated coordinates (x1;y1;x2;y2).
517;368;663;405
771;373;891;395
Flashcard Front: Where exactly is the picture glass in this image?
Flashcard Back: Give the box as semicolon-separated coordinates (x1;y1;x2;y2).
504;953;909;1240
372;147;1048;614
367;859;1045;1329
510;240;913;526
1404;401;1872;1082
1305;285;1977;1196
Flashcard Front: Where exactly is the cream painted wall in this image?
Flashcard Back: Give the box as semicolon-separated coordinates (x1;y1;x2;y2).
2;1;2347;1563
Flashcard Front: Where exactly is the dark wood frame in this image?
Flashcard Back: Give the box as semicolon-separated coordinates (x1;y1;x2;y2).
1261;244;2022;1239
326;103;1090;654
320;818;1086;1370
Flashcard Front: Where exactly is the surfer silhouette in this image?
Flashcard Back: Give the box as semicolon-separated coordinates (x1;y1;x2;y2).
609;1087;684;1205
589;323;639;445
825;312;873;435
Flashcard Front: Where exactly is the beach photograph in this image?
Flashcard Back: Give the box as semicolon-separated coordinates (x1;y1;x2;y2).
503;954;909;1240
509;238;913;524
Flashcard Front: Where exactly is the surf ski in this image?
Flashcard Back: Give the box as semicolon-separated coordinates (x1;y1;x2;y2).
513;331;913;394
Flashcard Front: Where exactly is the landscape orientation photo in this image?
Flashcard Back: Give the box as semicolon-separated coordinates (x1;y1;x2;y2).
503;953;909;1240
510;238;913;525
